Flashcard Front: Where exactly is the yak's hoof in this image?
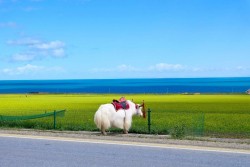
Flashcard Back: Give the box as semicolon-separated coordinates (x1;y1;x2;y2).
123;130;128;134
101;131;107;135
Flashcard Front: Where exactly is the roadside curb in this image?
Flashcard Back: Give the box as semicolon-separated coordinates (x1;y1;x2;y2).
0;128;249;151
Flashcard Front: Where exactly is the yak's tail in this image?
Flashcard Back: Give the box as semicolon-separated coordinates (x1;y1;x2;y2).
94;107;102;129
94;105;110;131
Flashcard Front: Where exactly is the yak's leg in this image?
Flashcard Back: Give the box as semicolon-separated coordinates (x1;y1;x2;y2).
123;118;131;134
101;127;107;135
123;129;128;134
101;131;107;135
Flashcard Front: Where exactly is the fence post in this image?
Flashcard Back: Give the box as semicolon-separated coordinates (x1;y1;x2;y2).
54;110;56;129
148;108;151;134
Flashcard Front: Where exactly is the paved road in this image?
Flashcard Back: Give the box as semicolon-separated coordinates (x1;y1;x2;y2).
0;135;249;167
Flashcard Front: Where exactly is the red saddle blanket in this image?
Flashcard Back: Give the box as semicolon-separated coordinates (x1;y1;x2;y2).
112;100;130;111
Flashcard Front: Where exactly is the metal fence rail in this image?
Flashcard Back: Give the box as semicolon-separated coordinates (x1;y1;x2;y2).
0;110;66;129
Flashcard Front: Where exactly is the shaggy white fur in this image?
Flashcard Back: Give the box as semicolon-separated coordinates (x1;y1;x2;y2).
94;100;143;135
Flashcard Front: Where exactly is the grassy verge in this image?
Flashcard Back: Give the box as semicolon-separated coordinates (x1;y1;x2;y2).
0;94;250;138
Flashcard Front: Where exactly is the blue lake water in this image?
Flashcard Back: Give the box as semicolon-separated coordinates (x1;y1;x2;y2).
0;77;249;94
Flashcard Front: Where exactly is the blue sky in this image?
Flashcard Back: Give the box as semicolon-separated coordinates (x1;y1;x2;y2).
0;0;250;80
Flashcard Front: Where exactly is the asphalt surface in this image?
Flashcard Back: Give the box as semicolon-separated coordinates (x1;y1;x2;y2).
0;129;249;150
0;134;250;167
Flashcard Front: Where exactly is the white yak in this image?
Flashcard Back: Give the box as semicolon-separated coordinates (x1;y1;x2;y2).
94;100;145;135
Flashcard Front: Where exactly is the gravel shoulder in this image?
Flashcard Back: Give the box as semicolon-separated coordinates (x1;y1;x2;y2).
0;128;250;151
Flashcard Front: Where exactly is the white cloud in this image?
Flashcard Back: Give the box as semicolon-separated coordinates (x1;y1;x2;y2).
2;64;44;75
90;62;243;78
149;63;185;72
191;67;202;72
7;38;66;61
32;40;65;50
0;21;17;28
91;67;113;73
236;66;249;71
52;48;65;57
11;53;35;62
1;64;64;75
17;64;44;73
22;6;38;12
91;64;139;73
117;64;139;72
91;63;187;73
29;0;44;2
7;38;40;45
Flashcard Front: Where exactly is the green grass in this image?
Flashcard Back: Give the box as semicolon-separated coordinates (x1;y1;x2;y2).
0;94;250;138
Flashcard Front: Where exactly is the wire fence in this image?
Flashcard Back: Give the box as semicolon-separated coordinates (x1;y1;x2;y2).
0;108;249;139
